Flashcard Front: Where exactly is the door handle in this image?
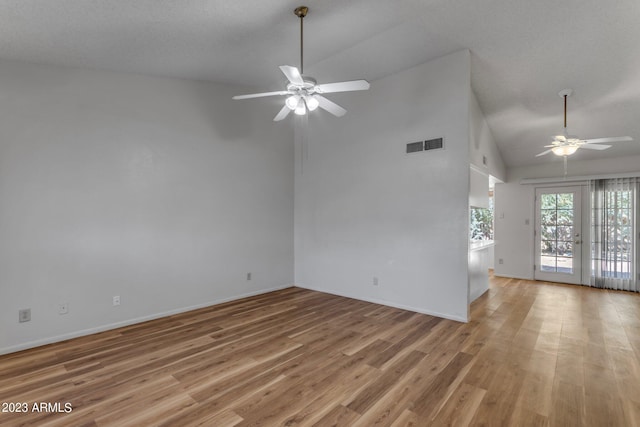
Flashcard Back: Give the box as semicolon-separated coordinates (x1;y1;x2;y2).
575;240;581;244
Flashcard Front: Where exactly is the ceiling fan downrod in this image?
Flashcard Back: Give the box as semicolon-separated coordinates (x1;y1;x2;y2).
558;88;573;133
564;94;567;129
294;6;308;74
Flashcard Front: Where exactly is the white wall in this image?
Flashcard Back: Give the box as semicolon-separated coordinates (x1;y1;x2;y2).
469;246;490;301
294;51;471;322
493;182;534;279
469;91;506;182
0;60;294;354
469;167;489;209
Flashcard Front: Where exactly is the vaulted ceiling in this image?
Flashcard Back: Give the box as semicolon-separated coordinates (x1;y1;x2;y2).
2;0;639;167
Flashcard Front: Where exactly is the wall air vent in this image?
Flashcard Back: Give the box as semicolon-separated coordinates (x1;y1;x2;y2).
424;138;444;151
406;138;444;154
406;141;424;153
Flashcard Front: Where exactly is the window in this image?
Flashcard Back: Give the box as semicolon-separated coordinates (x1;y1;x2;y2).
470;195;494;242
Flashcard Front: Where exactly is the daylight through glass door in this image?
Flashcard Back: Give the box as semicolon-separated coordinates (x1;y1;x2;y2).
540;193;575;273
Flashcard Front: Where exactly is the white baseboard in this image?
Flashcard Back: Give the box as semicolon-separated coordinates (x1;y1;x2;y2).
0;284;293;356
294;284;468;323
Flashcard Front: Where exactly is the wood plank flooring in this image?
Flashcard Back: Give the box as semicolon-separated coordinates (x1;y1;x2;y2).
1;274;639;426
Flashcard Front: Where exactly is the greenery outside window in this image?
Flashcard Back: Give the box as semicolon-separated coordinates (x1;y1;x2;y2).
470;199;494;242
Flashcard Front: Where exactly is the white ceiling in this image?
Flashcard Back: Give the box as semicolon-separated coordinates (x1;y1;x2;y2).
2;0;640;168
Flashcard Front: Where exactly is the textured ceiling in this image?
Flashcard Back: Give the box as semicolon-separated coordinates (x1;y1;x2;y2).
2;0;640;168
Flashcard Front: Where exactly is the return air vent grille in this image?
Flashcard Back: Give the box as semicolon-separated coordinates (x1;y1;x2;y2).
406;141;424;153
406;138;444;154
425;138;444;151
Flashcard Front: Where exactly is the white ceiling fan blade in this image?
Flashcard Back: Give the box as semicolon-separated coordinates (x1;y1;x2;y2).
579;144;611;150
316;95;346;117
582;136;633;144
273;104;291;122
279;65;304;86
233;90;290;100
315;80;370;94
536;149;553;157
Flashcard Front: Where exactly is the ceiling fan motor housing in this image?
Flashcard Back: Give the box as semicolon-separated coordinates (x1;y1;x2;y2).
287;77;317;94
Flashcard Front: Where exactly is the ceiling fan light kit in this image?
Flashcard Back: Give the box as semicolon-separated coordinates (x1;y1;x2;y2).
551;145;578;156
232;6;370;121
535;88;633;158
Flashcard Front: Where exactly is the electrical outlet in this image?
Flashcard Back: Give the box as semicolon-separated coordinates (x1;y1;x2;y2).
58;303;68;315
247;272;252;280
19;308;31;323
373;277;379;286
499;258;504;265
113;295;120;306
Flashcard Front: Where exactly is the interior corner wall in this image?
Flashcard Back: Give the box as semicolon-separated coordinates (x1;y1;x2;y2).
469;90;506;182
0;60;294;354
294;50;471;322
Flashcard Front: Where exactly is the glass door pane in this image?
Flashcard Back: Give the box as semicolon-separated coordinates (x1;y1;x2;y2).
540;193;574;273
535;187;582;284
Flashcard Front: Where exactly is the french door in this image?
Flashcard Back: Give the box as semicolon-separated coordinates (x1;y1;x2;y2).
535;186;583;284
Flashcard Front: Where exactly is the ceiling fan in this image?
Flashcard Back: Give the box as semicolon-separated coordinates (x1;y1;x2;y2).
536;89;633;157
232;6;370;121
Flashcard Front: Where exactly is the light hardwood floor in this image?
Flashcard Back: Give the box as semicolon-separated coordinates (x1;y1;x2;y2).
1;274;639;426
